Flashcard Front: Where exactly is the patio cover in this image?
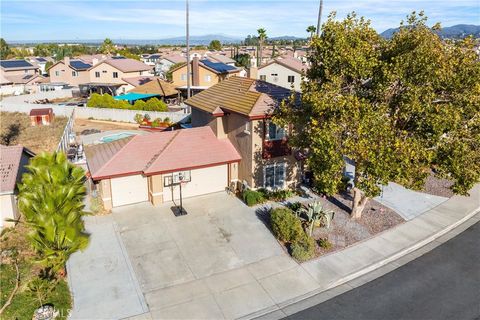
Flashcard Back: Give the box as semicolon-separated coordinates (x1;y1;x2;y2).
114;93;159;101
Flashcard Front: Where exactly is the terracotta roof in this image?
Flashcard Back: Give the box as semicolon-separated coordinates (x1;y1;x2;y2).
0;145;34;194
184;76;291;118
29;108;52;116
99;58;153;73
207;54;236;64
162;54;187;64
259;57;308;74
85;127;240;180
5;74;44;85
129;78;178;97
122;76;158;87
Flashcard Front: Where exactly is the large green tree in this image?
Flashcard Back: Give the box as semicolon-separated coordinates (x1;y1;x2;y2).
100;38;116;54
277;12;480;218
17;152;90;275
0;38;11;59
208;40;222;51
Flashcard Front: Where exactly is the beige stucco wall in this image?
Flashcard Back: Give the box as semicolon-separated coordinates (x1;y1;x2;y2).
89;62;152;85
0;194;17;228
49;62;90;86
172;64;221;88
98;179;112;210
258;63;302;91
148;174;164;206
1;68;37;77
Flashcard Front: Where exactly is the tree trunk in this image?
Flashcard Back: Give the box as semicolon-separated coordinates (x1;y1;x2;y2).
351;187;368;219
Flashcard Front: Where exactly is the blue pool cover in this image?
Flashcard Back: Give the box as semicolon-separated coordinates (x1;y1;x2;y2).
114;93;159;101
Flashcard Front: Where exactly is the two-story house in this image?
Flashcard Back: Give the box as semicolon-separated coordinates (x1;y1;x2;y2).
157;54;187;79
184;76;300;190
48;57;92;86
0;60;44;94
171;57;242;95
257;57;308;91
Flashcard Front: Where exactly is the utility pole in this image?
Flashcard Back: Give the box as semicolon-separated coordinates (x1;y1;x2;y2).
186;0;191;99
316;0;323;36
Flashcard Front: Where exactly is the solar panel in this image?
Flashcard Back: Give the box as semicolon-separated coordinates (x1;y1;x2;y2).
150;54;161;59
70;60;92;70
111;56;126;59
0;60;34;69
36;57;47;62
200;59;237;73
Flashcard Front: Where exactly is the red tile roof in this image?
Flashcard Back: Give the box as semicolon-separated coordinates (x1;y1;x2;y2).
101;58;153;73
0;145;34;194
85;127;241;180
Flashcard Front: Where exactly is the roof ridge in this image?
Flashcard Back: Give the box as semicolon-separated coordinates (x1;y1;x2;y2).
93;136;135;176
143;130;181;172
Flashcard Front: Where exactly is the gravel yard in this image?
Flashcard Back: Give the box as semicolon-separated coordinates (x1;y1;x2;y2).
74;118;138;135
421;173;455;198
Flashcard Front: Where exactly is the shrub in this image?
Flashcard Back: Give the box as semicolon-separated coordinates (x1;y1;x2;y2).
258;188;295;201
133;100;146;110
317;238;333;250
151;118;162;128
134;113;144;124
242;189;264;206
270;207;304;243
287;201;302;212
291;235;316;262
163;117;170;123
144;97;168;112
143;113;151;121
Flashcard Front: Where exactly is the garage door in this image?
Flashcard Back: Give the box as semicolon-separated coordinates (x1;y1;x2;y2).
111;175;148;207
163;165;228;202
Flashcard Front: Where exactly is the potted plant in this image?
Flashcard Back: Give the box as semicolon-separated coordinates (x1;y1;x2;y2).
27;277;59;320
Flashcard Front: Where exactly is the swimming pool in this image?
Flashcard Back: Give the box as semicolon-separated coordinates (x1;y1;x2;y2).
100;132;136;143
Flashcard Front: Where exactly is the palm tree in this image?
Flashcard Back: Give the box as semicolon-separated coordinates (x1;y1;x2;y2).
306;25;317;42
17;152;90;276
257;28;267;67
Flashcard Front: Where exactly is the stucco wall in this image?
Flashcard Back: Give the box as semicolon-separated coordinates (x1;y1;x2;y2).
89;62;152;85
257;63;302;91
49;62;90;86
0;194;17;228
171;64;220;88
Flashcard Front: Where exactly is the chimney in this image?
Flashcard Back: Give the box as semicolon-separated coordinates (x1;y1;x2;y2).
64;56;70;66
192;57;200;87
248;66;258;79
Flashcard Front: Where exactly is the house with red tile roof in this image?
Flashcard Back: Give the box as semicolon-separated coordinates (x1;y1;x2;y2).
257;57;308;91
84;126;240;209
0;145;35;228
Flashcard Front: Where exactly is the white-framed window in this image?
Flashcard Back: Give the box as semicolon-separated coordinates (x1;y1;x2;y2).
113;72;118;78
264;163;286;189
259;75;266;81
55;71;60;77
95;71;100;78
72;70;78;77
265;121;286;141
181;73;187;81
288;75;295;83
204;75;212;82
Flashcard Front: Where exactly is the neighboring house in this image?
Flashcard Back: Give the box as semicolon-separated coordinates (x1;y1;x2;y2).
0;145;35;228
157;54;187;78
185;76;300;190
171;57;242;93
141;54;163;75
0;60;43;94
29;108;54;126
27;57;54;76
85;126;241;209
88;57;154;94
257;57;308;91
48;57;92;86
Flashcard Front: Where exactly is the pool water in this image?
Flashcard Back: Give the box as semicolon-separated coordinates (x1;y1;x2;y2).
100;132;136;143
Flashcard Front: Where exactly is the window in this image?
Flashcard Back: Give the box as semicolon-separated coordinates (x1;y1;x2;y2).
95;71;100;78
204;75;212;82
72;71;78;77
264;163;286;189
270;73;278;76
259;75;266;81
55;71;60;77
288;75;295;83
266;121;286;141
113;72;118;78
181;73;187;81
102;70;107;73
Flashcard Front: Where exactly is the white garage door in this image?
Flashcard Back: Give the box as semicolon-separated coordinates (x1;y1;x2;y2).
111;175;148;207
163;165;228;202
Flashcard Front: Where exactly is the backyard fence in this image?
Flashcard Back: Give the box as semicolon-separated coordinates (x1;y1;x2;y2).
57;109;76;153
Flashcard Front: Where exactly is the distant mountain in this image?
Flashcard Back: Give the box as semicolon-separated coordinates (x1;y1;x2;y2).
153;34;242;45
381;24;480;39
269;36;305;41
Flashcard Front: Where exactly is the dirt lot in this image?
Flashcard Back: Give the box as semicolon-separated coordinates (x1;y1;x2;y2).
74;118;138;135
0;112;68;153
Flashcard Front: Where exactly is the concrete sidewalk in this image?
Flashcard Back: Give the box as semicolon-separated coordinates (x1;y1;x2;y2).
247;184;480;319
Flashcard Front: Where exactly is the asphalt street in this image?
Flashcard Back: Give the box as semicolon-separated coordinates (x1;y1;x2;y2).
288;222;480;320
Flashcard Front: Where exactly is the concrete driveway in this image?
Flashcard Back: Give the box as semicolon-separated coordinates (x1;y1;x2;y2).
112;192;310;319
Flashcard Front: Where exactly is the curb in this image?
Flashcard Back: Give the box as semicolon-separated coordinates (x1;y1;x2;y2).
247;205;480;320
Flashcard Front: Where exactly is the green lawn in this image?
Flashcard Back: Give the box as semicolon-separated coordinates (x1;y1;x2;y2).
0;227;72;319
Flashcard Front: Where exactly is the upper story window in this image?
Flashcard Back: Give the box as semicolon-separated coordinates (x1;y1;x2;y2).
113;72;118;78
102;70;107;73
270;73;278;76
139;71;143;76
259;75;266;81
181;73;187;81
72;71;78;77
55;71;60;77
95;71;100;78
204;75;212;82
266;121;286;141
288;75;295;83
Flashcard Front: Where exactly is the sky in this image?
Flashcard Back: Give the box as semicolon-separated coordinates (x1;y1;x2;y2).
1;0;479;41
